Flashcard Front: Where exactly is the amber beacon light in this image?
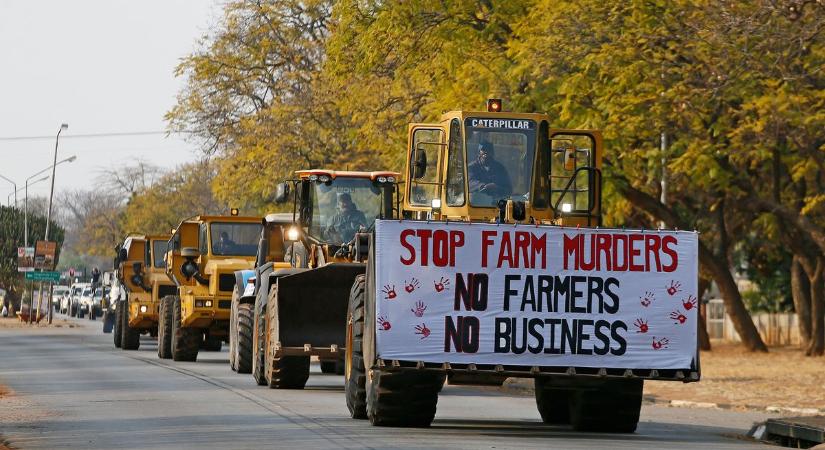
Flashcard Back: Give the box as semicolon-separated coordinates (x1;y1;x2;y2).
486;98;502;112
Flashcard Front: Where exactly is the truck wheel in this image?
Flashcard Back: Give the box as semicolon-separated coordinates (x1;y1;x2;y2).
202;335;223;351
157;296;173;359
229;287;240;371
121;298;141;350
366;369;444;427
171;296;200;362
102;310;114;333
252;299;268;386
569;379;643;433
345;275;367;419
264;285;310;389
534;378;571;424
235;303;254;374
113;303;123;348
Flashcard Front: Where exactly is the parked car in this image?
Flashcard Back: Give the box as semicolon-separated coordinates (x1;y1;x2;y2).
78;286;94;318
64;283;89;316
87;286;109;320
52;285;70;311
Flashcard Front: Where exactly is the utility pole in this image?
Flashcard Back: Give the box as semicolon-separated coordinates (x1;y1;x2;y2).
45;124;67;325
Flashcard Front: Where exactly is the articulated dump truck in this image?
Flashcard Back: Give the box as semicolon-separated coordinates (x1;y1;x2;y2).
159;214;262;362
112;234;174;350
246;170;399;389
344;100;700;430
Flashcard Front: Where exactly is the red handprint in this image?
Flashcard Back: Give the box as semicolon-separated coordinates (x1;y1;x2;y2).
411;301;427;317
652;337;669;350
377;316;391;330
666;280;682;296
414;323;431;339
669;309;687;324
404;278;421;293
682;295;697;311
434;277;450;293
381;285;397;300
640;291;655;307
633;318;649;333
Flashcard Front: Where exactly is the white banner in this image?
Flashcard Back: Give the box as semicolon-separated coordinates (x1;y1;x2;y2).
374;221;699;370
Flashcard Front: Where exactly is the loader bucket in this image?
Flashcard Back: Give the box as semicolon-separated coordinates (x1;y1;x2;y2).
275;263;365;351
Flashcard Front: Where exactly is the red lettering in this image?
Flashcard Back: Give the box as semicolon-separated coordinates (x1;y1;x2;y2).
563;234;580;270
612;234;628;271
661;235;678;272
481;230;496;268
400;229;416;265
595;234;611;271
497;231;514;268
418;229;432;266
515;232;530;268
629;234;644;271
531;233;547;270
645;235;662;271
579;234;595;271
432;230;449;267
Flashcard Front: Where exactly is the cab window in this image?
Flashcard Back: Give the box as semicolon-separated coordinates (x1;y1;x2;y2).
446;119;466;206
409;128;443;206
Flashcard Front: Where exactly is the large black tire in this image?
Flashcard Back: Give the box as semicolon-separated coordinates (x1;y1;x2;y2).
252;295;268;386
264;285;310;389
229;287;240;371
366;369;445;427
102;310;114;333
171;296;201;362
345;275;367;419
534;378;571;424
568;379;643;433
235;303;254;374
157;296;173;359
113;302;123;348
121;298;141;350
202;335;223;351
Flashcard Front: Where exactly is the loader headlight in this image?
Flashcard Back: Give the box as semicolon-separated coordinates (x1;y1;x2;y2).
139;305;148;313
386;176;396;183
377;176;387;183
309;174;318;181
431;198;442;209
286;226;300;242
195;300;213;308
318;175;330;183
561;203;572;213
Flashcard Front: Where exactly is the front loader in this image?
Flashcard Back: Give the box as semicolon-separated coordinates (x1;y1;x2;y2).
345;99;701;430
160;213;262;362
251;170;399;389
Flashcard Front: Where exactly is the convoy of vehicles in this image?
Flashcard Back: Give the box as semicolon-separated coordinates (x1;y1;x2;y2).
58;99;699;434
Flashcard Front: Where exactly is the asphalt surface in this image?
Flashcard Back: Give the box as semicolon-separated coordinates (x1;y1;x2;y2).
0;317;778;449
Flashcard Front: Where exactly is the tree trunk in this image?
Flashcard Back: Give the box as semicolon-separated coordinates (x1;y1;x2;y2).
616;181;768;352
791;255;812;347
698;278;711;351
806;256;824;356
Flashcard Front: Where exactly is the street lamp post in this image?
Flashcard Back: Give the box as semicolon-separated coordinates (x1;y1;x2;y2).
44;123;68;325
0;174;16;207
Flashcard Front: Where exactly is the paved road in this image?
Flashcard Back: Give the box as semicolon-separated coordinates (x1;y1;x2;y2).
0;318;776;449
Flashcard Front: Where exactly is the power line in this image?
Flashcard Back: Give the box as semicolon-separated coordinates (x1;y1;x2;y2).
0;130;191;141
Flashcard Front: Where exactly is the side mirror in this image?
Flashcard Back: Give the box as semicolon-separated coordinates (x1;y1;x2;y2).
273;182;290;204
413;149;428;179
118;248;128;262
564;147;576;171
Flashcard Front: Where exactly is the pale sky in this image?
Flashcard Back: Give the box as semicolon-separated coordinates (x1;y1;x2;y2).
0;0;223;205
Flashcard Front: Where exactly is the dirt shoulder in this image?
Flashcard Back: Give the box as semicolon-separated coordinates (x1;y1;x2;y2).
503;343;825;413
0;316;78;329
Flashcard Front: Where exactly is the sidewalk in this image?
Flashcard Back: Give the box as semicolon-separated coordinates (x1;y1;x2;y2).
502;343;825;414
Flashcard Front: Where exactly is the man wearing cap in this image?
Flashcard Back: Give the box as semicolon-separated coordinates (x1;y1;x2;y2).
325;192;367;243
468;141;512;203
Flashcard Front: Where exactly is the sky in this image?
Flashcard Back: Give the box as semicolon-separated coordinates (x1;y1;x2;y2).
0;0;224;206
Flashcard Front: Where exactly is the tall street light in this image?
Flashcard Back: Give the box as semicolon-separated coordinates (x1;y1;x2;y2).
7;176;48;206
45;124;68;242
25;154;77;248
0;174;16;207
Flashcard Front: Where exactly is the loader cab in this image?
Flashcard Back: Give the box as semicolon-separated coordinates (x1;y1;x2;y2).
116;235;148;293
404;100;602;226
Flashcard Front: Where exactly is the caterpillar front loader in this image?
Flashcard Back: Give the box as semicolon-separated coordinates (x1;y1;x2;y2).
345;99;700;430
251;170;399;389
160;214;262;362
113;234;174;350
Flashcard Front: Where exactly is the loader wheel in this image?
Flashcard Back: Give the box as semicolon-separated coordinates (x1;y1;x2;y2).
345;275;367;419
252;298;267;386
102;310;114;334
366;368;445;427
121;298;141;351
235;303;254;374
157;296;173;359
534;378;571;424
568;378;643;433
113;302;123;348
264;285;310;389
202;335;223;351
229;287;240;371
171;296;200;362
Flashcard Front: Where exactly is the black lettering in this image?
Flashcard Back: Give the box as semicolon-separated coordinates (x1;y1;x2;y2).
445;316;461;352
570;276;587;313
511;318;527;355
503;275;520;311
587;277;604;314
561;319;577;354
544;318;561;354
494;317;510;353
604;277;620;314
538;275;553;312
593;320;611;355
576;319;593;355
553;276;570;313
610;320;628;355
528;318;544;354
520;276;537;312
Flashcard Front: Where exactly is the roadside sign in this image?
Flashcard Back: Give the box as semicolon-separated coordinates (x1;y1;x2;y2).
25;271;61;283
34;241;57;270
17;247;35;272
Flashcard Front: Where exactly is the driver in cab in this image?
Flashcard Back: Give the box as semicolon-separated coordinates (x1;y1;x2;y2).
468;141;512;201
325;192;367;243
